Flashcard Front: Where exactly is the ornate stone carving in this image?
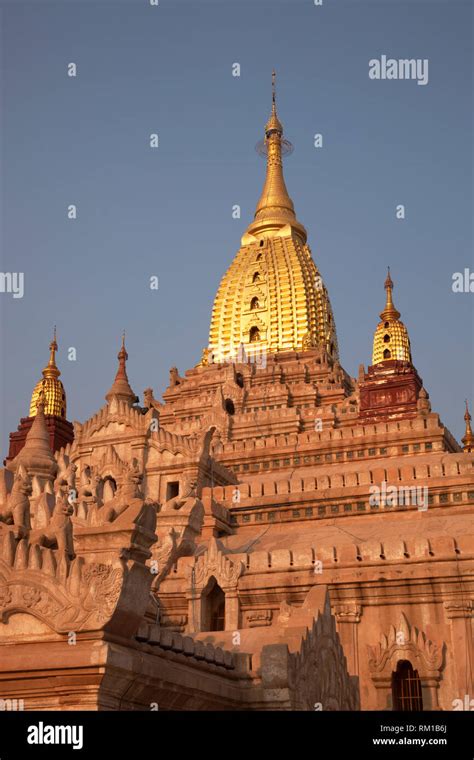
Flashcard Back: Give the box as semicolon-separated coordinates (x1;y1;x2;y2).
0;466;32;538
161;477;198;513
29;490;75;559
77;456;146;526
367;612;444;675
0;500;157;636
169;367;182;388
55;454;77;495
189;538;244;591
77;465;101;504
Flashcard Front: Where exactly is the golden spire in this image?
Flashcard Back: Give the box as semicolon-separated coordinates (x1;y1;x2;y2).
372;269;412;365
207;73;338;363
105;332;137;405
462;400;474;452
42;325;60;380
380;267;401;321
29;327;67;418
247;70;306;241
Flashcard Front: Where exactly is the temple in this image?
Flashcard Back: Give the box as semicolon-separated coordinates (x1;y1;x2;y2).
0;76;472;712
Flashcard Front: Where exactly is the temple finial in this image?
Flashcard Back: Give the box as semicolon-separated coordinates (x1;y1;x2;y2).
265;69;282;135
462;400;474;452
247;72;306;241
105;333;136;405
43;327;60;380
380;267;401;321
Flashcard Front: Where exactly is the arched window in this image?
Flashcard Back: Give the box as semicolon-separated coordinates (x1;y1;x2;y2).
252;271;260;283
392;660;423;711
384;321;390;329
250;296;259;310
384;334;390;343
249;326;260;342
383;348;391;359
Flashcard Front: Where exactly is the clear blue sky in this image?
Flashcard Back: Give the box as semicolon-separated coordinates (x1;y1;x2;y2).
0;0;472;458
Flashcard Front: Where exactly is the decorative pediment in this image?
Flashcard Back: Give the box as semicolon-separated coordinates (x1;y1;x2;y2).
245;266;266;286
97;445;127;478
188;538;244;591
242;313;267;332
0;501;156;636
243;286;266;311
0;538;123;633
367;612;444;676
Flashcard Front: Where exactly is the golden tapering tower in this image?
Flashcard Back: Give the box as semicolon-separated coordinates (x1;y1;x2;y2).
29;328;67;417
207;72;338;363
372;269;412;365
462;400;474;453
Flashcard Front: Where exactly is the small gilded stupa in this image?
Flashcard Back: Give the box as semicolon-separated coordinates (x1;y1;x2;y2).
207;71;338;364
372;269;412;365
29;328;67;418
5;328;74;463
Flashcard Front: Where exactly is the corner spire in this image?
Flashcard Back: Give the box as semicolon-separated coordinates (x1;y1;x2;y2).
10;389;57;478
105;333;137;405
247;71;306;241
372;269;412;365
462;400;474;452
29;328;67;418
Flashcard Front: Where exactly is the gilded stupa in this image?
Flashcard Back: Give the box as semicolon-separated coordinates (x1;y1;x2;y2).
28;328;67;418
372;268;412;365
207;72;338;364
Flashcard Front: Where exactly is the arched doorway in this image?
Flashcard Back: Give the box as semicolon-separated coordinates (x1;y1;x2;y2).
392;660;423;711
202;577;225;631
